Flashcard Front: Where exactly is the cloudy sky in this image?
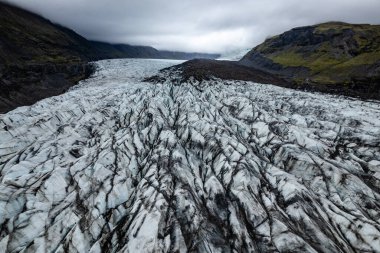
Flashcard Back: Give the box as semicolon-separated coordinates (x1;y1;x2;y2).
5;0;380;53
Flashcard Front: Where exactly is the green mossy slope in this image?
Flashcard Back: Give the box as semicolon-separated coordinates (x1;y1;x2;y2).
240;22;380;98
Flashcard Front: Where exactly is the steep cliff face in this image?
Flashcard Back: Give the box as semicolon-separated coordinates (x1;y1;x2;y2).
240;22;380;98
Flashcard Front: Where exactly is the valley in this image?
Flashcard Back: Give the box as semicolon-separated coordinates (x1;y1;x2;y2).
1;59;379;252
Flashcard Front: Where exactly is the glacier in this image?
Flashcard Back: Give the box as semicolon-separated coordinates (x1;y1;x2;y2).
217;48;251;61
0;58;380;252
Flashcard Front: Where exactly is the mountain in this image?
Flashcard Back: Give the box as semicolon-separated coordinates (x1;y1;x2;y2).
0;2;219;113
88;41;220;60
0;2;96;113
240;22;380;98
0;3;97;65
89;41;162;59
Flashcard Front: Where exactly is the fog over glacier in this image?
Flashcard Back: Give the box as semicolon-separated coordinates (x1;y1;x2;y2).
1;59;380;252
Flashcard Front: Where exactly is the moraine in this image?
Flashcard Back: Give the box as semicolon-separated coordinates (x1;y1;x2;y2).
0;58;380;252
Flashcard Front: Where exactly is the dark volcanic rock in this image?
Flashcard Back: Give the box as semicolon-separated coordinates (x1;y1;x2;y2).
0;63;95;113
146;59;290;87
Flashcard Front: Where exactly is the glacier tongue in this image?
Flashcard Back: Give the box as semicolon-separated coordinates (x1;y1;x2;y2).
1;58;380;253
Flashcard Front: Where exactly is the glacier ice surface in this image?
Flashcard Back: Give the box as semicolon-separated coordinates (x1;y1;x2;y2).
1;58;380;252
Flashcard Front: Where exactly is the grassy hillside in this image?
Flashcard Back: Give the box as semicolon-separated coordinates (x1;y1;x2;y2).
240;22;380;98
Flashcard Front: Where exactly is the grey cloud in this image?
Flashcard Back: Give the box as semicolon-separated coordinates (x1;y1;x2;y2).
5;0;380;53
